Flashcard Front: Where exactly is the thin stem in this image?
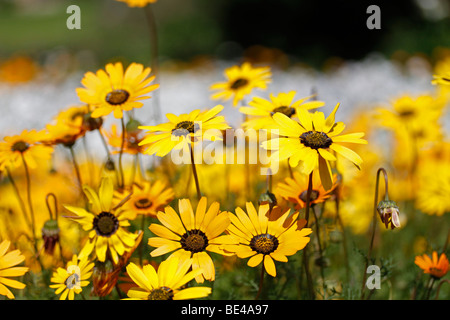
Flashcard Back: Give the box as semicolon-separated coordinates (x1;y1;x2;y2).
304;172;313;225
302;172;315;299
425;277;436;300
69;145;83;193
434;279;450;300
190;144;202;201
334;176;350;283
45;193;58;220
139;215;146;266
255;265;265;300
20;154;38;255
119;117;126;189
312;205;326;294
361;167;388;299
97;128;112;159
6;167;31;229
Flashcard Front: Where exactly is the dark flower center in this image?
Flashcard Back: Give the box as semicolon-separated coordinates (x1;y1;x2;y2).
11;140;30;152
171;121;200;137
299;190;320;203
93;212;119;237
230;78;248;90
148;287;174;300
180;229;209;253
106;89;130;105
250;233;279;255
300;131;333;149
398;109;415;118
271;106;295;118
134;198;153;209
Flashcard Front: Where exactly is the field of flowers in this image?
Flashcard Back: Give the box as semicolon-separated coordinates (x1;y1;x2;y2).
0;0;449;302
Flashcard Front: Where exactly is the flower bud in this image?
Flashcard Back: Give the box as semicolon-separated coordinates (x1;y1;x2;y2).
41;219;60;255
377;200;401;229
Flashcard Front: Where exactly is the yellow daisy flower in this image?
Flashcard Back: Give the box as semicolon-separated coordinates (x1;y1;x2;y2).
0;240;29;299
276;170;337;210
416;162;450;216
147;197;238;282
120;179;175;217
139;105;230;157
55;104;103;133
262;103;367;190
210;62;272;107
224;203;312;277
49;254;94;300
76;62;159;119
240;91;325;130
415;251;449;279
64;176;139;265
43;121;85;148
0;129;53;170
376;94;445;145
124;256;211;300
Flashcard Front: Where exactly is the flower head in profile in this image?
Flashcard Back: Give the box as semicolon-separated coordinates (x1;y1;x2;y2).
64;176;139;265
276;170;337;210
139;105;230;157
116;0;157;7
124;256;211;300
147;197;237;282
49;254;94;300
415;251;449;279
240;91;325;130
103;121;146;155
0;240;29;299
262;103;367;190
55;104;103;133
210;62;271;107
0;129;53;170
76;62;159;119
224;203;312;277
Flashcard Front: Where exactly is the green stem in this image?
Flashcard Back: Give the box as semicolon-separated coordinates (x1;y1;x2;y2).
302;172;315;299
255;265;265;300
69;146;83;192
312;205;326;294
118;117;126;189
361;167;388;299
20;154;38;256
6;167;31;230
190;144;202;201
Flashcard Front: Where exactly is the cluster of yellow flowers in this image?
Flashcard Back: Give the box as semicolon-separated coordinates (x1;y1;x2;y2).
0;0;449;301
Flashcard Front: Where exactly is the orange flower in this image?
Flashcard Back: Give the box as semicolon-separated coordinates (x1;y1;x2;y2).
415;251;449;279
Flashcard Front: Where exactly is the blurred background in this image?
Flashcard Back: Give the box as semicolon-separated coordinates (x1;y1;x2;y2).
0;0;449;131
0;0;449;69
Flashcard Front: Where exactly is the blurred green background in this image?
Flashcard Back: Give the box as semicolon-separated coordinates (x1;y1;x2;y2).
0;0;449;69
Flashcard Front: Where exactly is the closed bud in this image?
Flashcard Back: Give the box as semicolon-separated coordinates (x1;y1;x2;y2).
41;219;60;255
377;200;401;229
